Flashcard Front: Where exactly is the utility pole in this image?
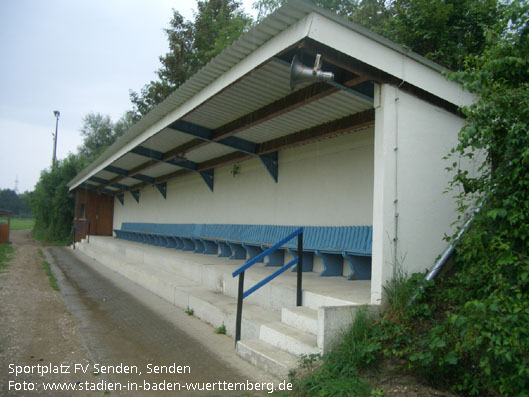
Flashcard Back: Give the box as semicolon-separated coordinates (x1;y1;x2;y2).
52;110;60;167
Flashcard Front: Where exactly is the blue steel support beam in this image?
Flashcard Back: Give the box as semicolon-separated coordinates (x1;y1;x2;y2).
260;152;279;182
88;176;129;191
130;189;140;203
116;194;124;205
103;165;128;176
200;170;214;192
130;146;214;191
156;182;167;199
169;120;278;182
170;120;257;155
104;165;155;184
130;146;198;170
80;182;115;196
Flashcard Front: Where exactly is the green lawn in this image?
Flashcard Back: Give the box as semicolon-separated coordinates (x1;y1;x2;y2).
1;217;35;230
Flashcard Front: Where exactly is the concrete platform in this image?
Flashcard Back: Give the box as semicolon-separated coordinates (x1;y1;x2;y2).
75;236;377;376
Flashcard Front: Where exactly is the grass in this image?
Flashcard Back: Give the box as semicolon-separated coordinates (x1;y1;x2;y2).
9;217;35;231
215;323;226;334
290;307;377;396
185;306;194;316
38;248;59;291
0;243;15;271
291;267;432;396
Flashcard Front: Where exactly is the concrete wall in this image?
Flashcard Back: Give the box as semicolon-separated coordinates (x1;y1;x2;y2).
371;84;469;304
114;128;374;228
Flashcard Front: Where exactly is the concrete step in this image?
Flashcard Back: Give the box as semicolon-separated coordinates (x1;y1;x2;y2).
260;322;320;357
281;306;318;335
72;246;280;341
80;236;372;311
236;339;299;378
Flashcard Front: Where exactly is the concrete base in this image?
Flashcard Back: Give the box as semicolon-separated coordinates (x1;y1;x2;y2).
75;236;378;376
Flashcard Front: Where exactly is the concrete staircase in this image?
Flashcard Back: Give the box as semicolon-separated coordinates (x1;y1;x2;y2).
74;236;376;378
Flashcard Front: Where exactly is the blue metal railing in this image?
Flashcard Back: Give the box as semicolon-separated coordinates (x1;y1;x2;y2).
72;221;90;249
232;228;303;343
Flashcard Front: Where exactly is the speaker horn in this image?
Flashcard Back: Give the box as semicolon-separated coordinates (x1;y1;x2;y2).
289;53;334;90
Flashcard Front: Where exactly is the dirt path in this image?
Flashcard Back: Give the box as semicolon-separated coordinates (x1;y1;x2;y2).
0;231;276;396
0;230;96;396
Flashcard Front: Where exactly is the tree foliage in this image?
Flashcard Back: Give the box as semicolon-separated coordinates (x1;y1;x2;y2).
384;0;500;71
401;1;529;394
78;112;133;162
130;0;252;120
0;189;32;217
31;112;130;242
253;0;500;70
31;154;82;242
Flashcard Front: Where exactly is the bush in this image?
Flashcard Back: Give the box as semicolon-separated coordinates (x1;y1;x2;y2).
31;154;84;243
406;2;529;393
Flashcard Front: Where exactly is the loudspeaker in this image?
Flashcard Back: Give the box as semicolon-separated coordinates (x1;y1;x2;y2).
289;54;334;90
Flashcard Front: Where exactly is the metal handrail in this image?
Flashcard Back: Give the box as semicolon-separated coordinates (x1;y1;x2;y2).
72;221;90;249
232;228;303;344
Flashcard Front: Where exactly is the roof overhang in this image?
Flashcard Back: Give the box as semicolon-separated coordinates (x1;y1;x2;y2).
68;0;473;196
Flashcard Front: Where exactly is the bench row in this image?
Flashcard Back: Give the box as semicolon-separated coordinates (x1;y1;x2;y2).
113;223;372;280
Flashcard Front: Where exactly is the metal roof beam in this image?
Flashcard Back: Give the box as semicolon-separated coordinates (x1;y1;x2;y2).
156;182;167;199
96;72;370;191
111;108;374;196
169;120;257;155
80;182;115;196
130;146;214;191
100;161;159;190
165;78;362;159
168;120;283;181
104;165;156;184
130;189;140;203
198;108;375;170
88;176;129;191
130;146;198;171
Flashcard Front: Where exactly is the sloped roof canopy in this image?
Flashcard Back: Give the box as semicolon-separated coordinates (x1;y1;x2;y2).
68;0;473;195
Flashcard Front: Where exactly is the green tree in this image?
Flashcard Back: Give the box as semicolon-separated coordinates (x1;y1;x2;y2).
0;189;31;216
383;0;500;70
77;111;133;163
408;1;529;394
253;0;499;70
254;0;363;21
0;189;20;214
31;111;130;243
31;155;83;242
130;0;252;120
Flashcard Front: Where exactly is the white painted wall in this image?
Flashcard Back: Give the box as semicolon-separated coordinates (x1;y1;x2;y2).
371;84;468;304
114;128;374;228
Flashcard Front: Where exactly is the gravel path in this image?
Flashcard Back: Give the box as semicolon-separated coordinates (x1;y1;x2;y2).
0;230;96;396
0;230;276;396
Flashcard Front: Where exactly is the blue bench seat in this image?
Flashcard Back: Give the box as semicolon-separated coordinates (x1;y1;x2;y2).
113;223;372;280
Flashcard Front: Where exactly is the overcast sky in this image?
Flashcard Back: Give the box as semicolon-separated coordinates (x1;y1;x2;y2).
0;0;257;193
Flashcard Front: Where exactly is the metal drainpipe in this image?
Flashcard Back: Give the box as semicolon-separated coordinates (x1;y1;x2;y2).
410;205;482;303
393;89;400;278
425;208;479;281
